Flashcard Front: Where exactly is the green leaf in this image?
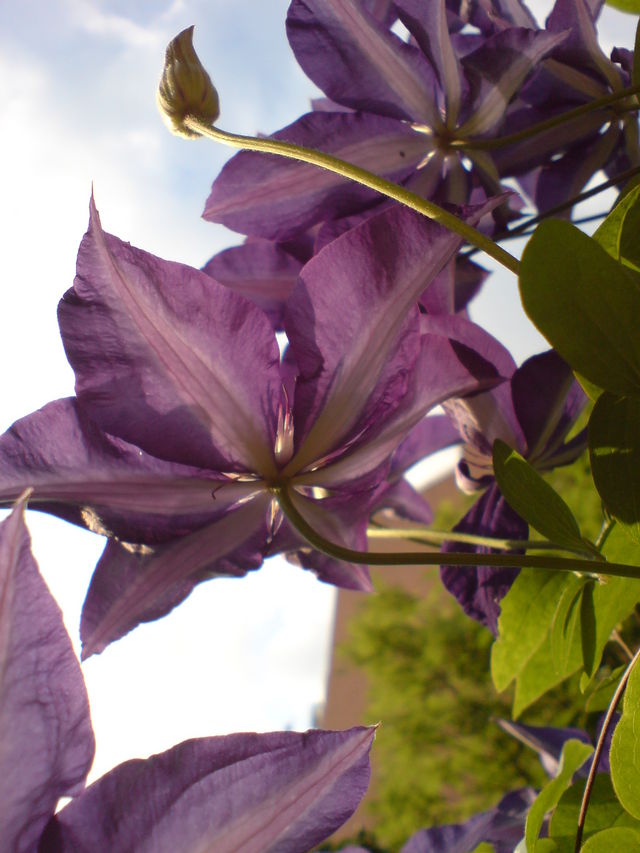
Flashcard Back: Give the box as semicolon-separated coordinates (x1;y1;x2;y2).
593;184;640;263
493;440;591;553
551;578;588;676
605;0;640;15
492;571;574;693
550;773;640;844
513;620;583;717
580;580;597;677
584;666;626;713
525;740;593;850
589;393;640;543
580;826;640;850
611;655;640;819
634;18;640;88
520;220;640;395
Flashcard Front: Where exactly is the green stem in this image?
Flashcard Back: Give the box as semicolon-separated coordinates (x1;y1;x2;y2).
183;116;520;275
274;486;640;579
455;84;640;152
574;645;640;853
462;164;640;260
366;526;593;556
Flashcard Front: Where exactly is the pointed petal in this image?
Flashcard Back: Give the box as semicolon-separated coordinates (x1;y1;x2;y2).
458;29;567;136
395;0;463;126
440;483;526;633
60;197;281;476
0;398;259;543
511;350;587;463
497;719;591;776
44;727;375;852
80;493;271;658
287;0;439;123
401;787;535;853
0;497;94;849
285;202;499;475
202;239;303;329
301;315;503;487
203;112;427;241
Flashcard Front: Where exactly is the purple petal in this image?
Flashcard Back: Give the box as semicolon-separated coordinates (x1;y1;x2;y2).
0;496;94;849
60;197;281;476
80;492;272;658
284;203;498;475
424;314;523;465
395;0;463;126
286;0;439;123
546;0;622;91
371;477;434;525
497;719;591;776
203;111;427;241
0;398;259;543
390;414;462;477
43;727;375;852
511;350;587;463
202;239;303;329
458;28;568;136
279;489;373;591
300;314;504;487
440;483;527;633
401;787;536;853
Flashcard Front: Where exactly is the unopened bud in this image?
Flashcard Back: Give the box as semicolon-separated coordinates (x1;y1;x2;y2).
157;26;220;138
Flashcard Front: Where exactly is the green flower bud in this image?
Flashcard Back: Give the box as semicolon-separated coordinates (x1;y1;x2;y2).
157;26;220;138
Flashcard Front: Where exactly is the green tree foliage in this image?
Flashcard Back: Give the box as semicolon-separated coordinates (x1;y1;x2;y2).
336;453;636;849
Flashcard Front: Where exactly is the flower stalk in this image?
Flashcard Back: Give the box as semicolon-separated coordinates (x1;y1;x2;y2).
274;486;640;580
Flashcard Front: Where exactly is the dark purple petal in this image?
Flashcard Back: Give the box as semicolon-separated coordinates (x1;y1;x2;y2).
284;203;499;475
511;350;587;463
420;256;488;315
0;497;94;849
60;197;281;476
286;0;439;123
203;111;427;241
42;727;375;852
401;787;536;853
0;398;258;544
202;239;303;329
425;314;522;463
80;492;272;658
532;122;620;217
497;719;591;776
458;28;568;136
546;0;622;90
440;483;527;633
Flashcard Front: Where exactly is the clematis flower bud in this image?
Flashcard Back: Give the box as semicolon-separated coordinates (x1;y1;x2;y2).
157;26;220;138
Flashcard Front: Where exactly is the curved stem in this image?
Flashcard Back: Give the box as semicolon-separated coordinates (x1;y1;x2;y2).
366;526;594;556
183;116;520;275
574;645;640;852
274;486;640;579
455;84;640;152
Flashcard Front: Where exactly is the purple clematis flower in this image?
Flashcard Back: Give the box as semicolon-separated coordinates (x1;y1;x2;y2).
202;0;565;241
0;198;502;657
0;496;375;852
441;348;587;632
